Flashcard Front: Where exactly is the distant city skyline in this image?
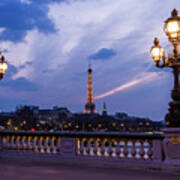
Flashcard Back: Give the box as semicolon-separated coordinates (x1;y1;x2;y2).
0;0;179;121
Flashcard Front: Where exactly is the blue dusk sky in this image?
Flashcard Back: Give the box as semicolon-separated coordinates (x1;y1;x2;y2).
0;0;179;121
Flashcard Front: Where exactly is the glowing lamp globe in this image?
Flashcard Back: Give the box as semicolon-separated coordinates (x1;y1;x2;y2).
0;56;8;79
164;9;180;44
150;38;165;62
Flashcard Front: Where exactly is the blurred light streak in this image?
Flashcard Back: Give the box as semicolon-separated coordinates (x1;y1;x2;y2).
95;72;159;100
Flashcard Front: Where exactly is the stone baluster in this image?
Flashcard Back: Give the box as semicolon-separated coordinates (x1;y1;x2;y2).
14;136;17;150
40;136;44;153
76;138;80;155
83;138;88;156
31;136;34;152
2;136;6;150
37;137;41;153
6;136;9;150
13;136;17;150
8;136;12;150
10;136;14;150
7;136;11;150
33;136;38;153
44;137;49;153
123;139;129;159
86;138;91;156
16;136;20;151
51;137;56;154
18;137;22;150
25;136;28;151
28;136;32;151
93;139;98;156
53;137;57;154
57;137;60;153
131;140;137;159
90;139;93;156
48;137;52;153
115;139;121;158
0;136;1;150
112;140;117;157
0;136;2;151
147;140;153;160
48;137;53;153
119;141;124;158
139;140;145;160
46;136;51;153
79;138;84;155
42;136;46;153
107;139;113;157
11;136;15;150
6;136;10;150
44;136;49;153
100;139;106;157
135;141;140;159
14;136;18;150
2;137;6;150
22;136;27;151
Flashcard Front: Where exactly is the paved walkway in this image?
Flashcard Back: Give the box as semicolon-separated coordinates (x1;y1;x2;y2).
0;159;180;180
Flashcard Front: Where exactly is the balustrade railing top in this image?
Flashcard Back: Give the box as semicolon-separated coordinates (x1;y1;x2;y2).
0;130;164;139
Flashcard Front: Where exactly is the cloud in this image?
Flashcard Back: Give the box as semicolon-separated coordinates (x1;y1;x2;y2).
4;63;18;78
0;0;57;42
0;63;37;91
0;0;178;121
88;48;117;60
0;77;37;91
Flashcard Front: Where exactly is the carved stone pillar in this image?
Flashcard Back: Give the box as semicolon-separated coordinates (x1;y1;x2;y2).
163;128;180;166
60;137;76;158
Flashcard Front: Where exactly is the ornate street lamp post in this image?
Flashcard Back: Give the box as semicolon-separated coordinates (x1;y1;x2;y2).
150;9;180;127
0;51;8;80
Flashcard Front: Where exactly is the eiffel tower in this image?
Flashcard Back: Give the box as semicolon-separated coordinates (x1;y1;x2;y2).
84;65;97;114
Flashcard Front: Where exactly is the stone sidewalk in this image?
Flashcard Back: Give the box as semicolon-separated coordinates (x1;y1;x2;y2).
0;159;180;180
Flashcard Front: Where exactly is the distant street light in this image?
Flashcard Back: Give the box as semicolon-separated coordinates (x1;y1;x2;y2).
0;51;8;79
150;9;180;127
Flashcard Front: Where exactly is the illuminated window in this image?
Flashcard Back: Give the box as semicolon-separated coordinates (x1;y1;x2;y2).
120;123;124;127
139;122;143;126
146;122;150;126
98;124;102;128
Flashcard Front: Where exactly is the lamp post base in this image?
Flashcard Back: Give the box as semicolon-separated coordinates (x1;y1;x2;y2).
163;128;180;166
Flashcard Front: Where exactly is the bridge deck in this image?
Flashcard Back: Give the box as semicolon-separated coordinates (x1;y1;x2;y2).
0;159;179;180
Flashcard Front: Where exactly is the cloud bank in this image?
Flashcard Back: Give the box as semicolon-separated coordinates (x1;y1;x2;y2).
0;0;178;120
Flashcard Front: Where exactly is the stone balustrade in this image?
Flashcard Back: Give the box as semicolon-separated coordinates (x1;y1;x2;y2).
1;130;180;172
77;137;154;160
0;131;164;161
1;134;61;154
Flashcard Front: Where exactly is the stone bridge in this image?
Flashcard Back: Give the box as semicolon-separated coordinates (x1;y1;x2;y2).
0;130;180;179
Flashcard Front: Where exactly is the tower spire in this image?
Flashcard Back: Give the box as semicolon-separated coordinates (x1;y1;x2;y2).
84;64;96;114
102;102;107;116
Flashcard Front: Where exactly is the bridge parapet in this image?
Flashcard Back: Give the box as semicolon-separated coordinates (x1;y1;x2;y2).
0;131;164;162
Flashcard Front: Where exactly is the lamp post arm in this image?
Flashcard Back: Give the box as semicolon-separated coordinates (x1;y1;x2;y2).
156;56;167;68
